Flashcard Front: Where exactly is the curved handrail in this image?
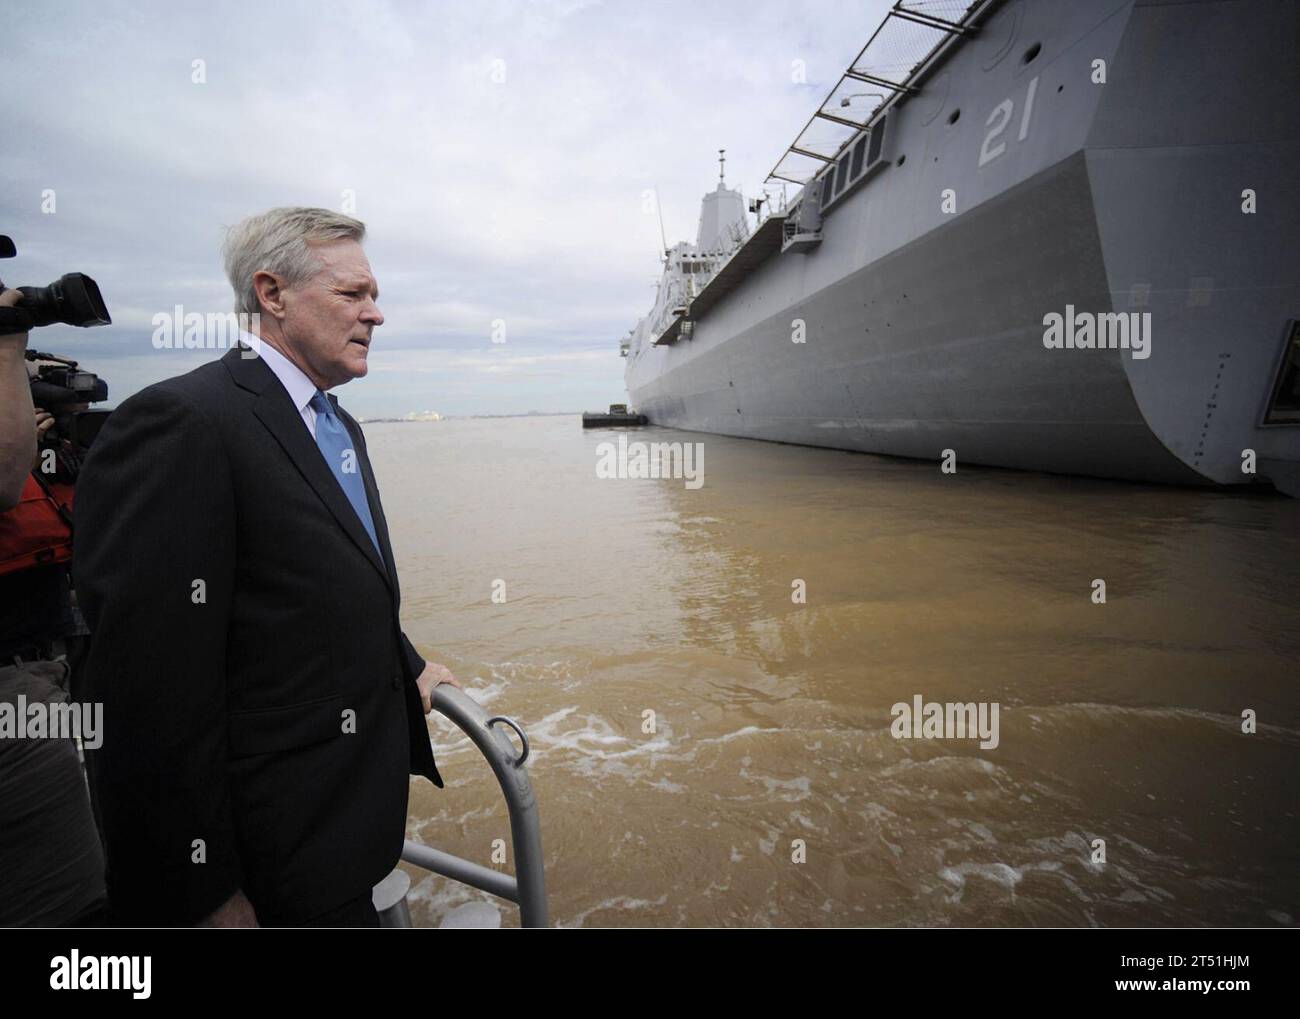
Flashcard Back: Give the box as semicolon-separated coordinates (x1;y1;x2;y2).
398;684;548;928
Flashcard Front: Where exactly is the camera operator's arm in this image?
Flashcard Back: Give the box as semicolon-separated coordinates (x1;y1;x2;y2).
74;384;248;926
0;288;35;510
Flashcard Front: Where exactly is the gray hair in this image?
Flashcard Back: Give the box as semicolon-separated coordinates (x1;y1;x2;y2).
222;207;366;317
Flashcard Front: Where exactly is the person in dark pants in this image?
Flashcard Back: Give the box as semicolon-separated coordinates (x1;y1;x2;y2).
0;287;108;928
74;208;461;927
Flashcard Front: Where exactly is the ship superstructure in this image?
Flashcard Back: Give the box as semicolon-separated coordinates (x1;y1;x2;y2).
622;0;1300;494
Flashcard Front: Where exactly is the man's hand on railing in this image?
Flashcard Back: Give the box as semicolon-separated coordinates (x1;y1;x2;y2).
416;661;463;714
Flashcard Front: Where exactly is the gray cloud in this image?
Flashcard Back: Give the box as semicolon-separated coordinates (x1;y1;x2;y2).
2;0;889;417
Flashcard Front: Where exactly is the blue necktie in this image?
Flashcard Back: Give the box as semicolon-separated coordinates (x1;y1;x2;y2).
309;390;381;555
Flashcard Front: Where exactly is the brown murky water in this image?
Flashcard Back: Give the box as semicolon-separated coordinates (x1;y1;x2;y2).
368;416;1300;928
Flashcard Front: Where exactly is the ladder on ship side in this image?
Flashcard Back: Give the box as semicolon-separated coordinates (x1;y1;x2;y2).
373;685;549;928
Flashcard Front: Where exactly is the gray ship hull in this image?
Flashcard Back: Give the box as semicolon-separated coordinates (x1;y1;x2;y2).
625;0;1300;493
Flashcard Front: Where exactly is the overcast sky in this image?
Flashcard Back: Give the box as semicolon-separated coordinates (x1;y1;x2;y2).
2;0;890;417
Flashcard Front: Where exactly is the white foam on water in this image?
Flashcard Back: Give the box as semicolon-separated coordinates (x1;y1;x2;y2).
559;894;670;928
998;831;1194;906
447;804;498;827
696;725;784;746
736;766;812;801
407;874;506;929
790;809;823;833
544;706;670;752
881;754;1007;780
944;818;996;844
465;674;511;706
939;862;1024;901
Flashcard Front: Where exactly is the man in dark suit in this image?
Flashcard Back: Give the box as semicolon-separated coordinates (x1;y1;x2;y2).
74;207;459;927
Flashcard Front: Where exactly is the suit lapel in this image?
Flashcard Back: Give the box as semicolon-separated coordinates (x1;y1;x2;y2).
223;346;395;595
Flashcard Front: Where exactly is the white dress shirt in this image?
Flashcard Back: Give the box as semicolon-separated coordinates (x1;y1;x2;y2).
238;330;320;439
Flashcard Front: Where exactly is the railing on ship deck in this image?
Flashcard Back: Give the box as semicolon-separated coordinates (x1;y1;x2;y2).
374;685;548;928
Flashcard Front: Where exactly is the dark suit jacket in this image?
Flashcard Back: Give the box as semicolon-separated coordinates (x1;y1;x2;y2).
74;344;442;926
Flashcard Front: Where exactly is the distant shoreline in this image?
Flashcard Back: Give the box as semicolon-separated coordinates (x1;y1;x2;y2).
358;411;580;423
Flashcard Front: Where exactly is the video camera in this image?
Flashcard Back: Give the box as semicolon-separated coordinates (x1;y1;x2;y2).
0;234;111;331
1;234;113;454
28;353;111;453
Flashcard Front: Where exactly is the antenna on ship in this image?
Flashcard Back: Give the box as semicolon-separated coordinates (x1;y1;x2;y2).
654;184;669;258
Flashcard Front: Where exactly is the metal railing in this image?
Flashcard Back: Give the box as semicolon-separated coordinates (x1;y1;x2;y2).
373;684;548;928
767;0;999;186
